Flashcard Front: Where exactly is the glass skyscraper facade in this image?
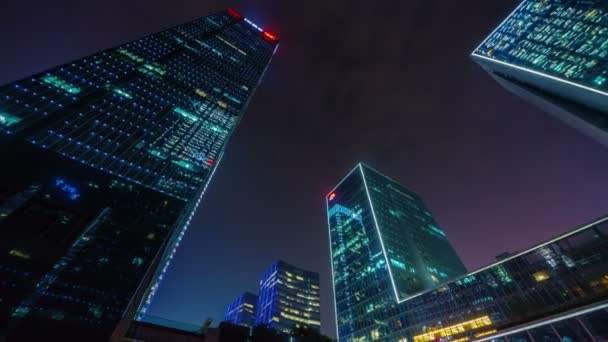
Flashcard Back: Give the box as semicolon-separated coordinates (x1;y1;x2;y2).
256;261;321;333
328;164;608;342
225;292;258;330
471;0;608;147
0;8;277;341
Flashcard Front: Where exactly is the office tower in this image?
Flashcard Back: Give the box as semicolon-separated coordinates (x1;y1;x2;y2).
471;0;608;147
256;261;321;333
0;8;278;341
327;164;608;341
224;292;258;329
328;164;466;303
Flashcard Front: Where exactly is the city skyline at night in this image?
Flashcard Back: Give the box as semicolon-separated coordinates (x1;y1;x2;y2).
1;0;607;339
0;8;278;341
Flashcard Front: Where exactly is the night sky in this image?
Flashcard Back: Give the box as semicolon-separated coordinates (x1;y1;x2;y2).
2;0;608;338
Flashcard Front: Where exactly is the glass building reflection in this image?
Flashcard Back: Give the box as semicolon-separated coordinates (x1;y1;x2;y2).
327;163;608;341
0;8;277;341
471;0;608;147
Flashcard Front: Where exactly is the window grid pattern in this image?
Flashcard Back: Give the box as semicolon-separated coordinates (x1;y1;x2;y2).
328;165;608;342
474;0;608;93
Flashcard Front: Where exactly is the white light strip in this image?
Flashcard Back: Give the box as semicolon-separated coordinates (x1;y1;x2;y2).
326;191;340;341
244;18;263;32
471;301;608;342
472;54;608;97
136;154;225;316
396;215;608;303
360;164;402;302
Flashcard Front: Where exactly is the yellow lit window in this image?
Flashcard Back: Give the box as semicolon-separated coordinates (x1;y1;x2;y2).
9;249;30;259
533;270;550;282
371;329;380;341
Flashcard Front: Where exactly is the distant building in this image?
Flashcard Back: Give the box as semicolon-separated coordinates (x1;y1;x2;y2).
256;261;321;333
472;0;608;147
224;292;258;329
328;163;608;341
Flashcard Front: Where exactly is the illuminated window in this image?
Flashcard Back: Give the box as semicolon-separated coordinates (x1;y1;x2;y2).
533;270;550;282
371;329;380;340
0;112;21;127
42;75;81;94
9;249;30;259
413;316;492;342
173;108;199;122
132;257;144;267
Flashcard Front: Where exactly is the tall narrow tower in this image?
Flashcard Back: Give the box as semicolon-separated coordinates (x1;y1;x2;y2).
471;0;608;146
0;8;278;341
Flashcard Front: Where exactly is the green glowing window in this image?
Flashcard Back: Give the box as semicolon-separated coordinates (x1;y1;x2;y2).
11;306;30;318
142;64;166;75
223;93;242;105
148;149;167;160
117;48;144;63
42;75;81;94
388;209;403;218
112;87;133;99
172;160;194;170
173;108;199;122
456;275;476;286
390;259;407;270
429;225;446;237
0;112;21;127
132;257;144;267
88;306;103;318
98;257;109;265
594;75;606;87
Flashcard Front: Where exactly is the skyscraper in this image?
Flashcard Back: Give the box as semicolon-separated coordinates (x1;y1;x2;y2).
327;164;608;341
471;0;608;147
0;8;278;341
224;292;258;330
328;164;466;303
256;261;321;333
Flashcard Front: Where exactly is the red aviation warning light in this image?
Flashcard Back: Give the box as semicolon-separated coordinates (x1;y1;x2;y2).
328;192;336;201
262;30;278;43
226;8;242;20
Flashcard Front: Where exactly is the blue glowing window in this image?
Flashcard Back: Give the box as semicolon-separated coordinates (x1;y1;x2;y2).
55;179;81;200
